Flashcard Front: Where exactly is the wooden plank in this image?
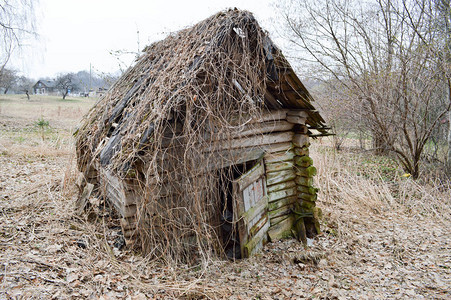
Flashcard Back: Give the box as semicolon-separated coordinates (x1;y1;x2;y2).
264;92;283;109
267;180;296;193
270;213;291;226
268;186;297;202
228;120;294;140
242;195;267;225
268;196;297;212
265;161;293;173
100;169;126;215
236;162;265;192
75;182;94;214
248;213;269;238
268;216;294;242
201;132;294;152
255;109;288;123
265;142;293;154
266;169;296;186
249;236;265;256
243;219;270;257
264;149;295;163
268;203;293;219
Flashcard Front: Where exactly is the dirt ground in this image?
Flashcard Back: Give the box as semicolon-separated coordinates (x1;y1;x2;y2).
0;95;450;299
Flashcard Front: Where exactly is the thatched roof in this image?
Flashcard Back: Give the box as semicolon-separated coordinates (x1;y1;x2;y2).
75;9;329;261
76;8;327;176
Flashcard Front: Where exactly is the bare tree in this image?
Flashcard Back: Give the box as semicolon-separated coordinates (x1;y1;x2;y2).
15;75;33;100
55;73;76;100
433;0;451;174
0;68;17;93
0;0;38;74
278;0;450;178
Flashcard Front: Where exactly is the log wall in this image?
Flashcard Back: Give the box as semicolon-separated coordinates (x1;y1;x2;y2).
90;109;321;254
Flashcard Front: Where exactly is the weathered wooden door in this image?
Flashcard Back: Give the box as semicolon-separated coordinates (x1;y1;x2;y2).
234;160;270;258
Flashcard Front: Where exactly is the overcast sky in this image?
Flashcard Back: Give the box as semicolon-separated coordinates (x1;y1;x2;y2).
11;0;278;80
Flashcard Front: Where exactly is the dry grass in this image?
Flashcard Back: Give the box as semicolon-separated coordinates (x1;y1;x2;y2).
312;140;451;229
0;95;450;298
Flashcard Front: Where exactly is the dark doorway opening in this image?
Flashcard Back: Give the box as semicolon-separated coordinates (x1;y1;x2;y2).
219;160;258;260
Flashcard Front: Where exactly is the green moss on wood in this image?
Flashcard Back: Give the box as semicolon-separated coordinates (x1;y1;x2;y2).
268;196;296;211
299;192;317;202
295;166;317;177
294;156;313;167
267;180;296;193
294;146;309;156
299;199;316;209
268;187;297;202
297;185;319;195
295;176;313;187
266;161;293;173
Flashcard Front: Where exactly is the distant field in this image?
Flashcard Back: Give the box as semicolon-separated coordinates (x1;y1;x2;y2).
0;94;95;158
0;94;95;129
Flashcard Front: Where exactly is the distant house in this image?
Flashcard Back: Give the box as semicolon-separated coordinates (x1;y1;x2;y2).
33;80;56;95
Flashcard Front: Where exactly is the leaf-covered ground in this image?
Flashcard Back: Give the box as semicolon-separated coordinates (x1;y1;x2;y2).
0;96;450;299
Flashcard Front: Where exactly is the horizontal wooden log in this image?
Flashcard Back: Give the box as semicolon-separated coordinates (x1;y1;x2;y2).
286;115;307;125
268;195;297;211
264;149;295;163
294;156;313;168
287;110;309;119
164;124;294;150
295;166;317;177
295;176;313;187
293;124;308;134
268;203;293;219
265;161;293;173
270;213;291;226
292;134;310;148
228;120;294;140
268;216;294;242
267;180;296;193
266;142;293;154
266;169;296;186
299;192;318;202
242;109;289;124
299;199;316;209
297;185;318;195
293;146;309;156
206;132;294;152
268;186;297;202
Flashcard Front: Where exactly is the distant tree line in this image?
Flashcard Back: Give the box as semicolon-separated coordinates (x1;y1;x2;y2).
0;68;119;99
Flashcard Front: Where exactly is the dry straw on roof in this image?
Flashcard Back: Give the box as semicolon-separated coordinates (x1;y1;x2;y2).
76;9;287;263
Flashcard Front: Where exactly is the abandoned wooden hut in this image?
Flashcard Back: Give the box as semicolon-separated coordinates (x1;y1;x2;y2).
75;9;329;261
